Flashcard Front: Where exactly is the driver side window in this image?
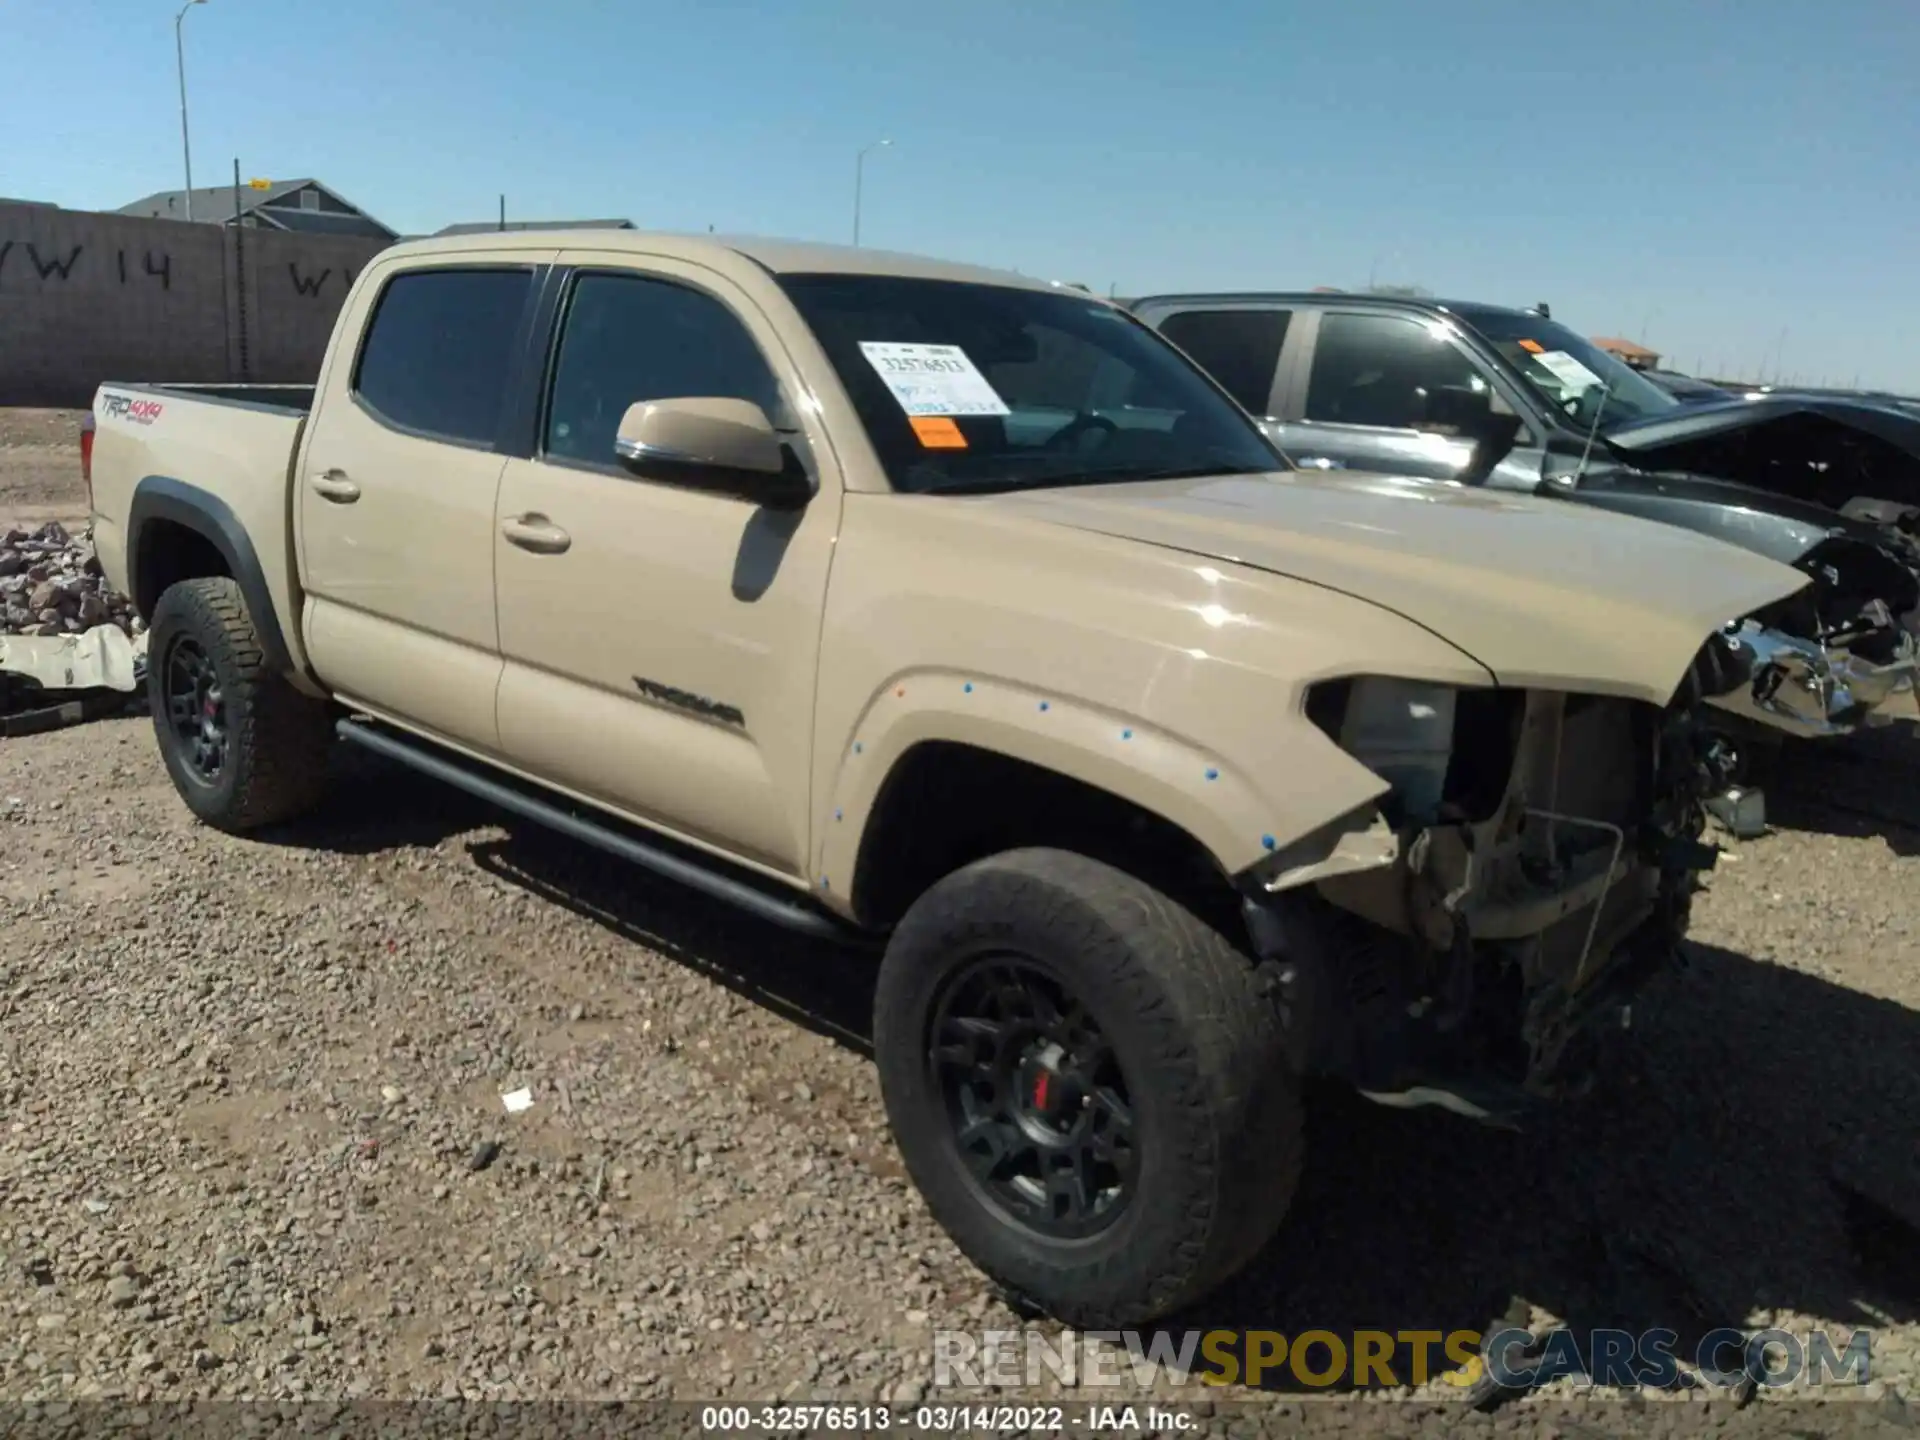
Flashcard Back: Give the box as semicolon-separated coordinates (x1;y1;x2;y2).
544;272;782;467
1304;313;1486;430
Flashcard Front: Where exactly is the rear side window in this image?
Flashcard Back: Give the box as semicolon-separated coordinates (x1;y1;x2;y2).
543;272;782;467
1157;309;1290;414
352;268;533;445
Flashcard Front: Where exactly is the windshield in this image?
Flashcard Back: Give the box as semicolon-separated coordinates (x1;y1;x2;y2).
777;274;1284;494
1458;310;1680;431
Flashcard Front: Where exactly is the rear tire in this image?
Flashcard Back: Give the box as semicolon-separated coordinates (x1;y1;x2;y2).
148;577;330;832
873;847;1304;1328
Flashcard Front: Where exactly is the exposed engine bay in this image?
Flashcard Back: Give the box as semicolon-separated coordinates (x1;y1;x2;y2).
1243;671;1734;1122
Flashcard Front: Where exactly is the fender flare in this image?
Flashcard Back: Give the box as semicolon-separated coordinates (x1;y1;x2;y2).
812;670;1391;904
126;474;293;674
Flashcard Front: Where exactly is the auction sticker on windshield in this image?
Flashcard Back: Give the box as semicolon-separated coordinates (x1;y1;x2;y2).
1533;350;1604;393
859;342;1011;417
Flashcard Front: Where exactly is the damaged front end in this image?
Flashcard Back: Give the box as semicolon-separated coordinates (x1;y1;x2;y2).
1706;530;1920;741
1243;669;1735;1124
1712;613;1918;739
1588;401;1920;738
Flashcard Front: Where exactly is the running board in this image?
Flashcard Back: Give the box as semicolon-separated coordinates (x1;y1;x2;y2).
334;718;860;943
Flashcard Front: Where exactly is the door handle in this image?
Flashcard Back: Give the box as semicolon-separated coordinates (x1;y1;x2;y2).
309;469;361;502
501;513;572;555
1294;456;1346;470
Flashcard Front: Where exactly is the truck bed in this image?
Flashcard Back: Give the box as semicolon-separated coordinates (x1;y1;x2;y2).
88;380;315;678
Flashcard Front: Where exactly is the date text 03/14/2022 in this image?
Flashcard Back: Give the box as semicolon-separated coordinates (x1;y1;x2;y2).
698;1403;1197;1432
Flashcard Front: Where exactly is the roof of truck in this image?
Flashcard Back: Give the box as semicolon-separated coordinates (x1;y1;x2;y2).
378;229;1068;293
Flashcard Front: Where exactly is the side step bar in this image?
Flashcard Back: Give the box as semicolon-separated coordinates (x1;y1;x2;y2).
335;718;860;943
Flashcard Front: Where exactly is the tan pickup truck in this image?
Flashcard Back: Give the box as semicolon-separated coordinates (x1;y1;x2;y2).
87;231;1813;1326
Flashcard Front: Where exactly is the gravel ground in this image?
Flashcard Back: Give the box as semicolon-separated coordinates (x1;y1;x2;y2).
1;409;1916;1436
0;410;89;532
0;723;1913;1438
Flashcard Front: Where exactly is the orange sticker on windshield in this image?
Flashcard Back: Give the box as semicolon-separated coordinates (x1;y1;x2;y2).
1518;339;1545;353
910;416;968;449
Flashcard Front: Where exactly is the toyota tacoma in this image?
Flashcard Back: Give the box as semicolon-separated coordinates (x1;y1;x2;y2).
88;232;1818;1326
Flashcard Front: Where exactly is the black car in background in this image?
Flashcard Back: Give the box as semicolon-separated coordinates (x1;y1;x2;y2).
1129;290;1920;746
1643;368;1731;404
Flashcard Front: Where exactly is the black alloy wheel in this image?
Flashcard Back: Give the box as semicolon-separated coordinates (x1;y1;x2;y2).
146;576;333;832
873;848;1305;1328
929;957;1135;1240
163;633;228;782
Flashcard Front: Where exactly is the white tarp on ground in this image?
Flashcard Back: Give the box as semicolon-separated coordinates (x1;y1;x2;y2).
0;623;146;694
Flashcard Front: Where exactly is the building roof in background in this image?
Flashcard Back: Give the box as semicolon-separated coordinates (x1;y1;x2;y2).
114;179;397;240
430;218;636;236
1591;336;1661;360
258;209;396;239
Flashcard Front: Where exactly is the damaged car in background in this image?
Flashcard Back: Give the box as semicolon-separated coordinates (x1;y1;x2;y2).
1130;291;1920;819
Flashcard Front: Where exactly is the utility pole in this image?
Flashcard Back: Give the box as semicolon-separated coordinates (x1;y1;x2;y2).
853;139;892;246
175;0;208;219
232;158;250;381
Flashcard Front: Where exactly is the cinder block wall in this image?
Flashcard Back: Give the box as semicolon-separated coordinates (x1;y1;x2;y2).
0;201;391;407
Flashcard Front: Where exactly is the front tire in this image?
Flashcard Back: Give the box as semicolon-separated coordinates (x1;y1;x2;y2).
148;577;331;832
873;848;1303;1328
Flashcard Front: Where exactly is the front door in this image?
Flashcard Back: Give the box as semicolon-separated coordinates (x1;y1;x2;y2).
298;255;549;751
1283;310;1502;482
491;255;842;878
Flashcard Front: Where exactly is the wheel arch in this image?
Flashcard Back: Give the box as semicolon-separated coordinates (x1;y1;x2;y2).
817;678;1347;935
128;476;293;674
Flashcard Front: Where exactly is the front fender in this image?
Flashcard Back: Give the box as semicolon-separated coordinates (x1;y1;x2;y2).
812;667;1397;901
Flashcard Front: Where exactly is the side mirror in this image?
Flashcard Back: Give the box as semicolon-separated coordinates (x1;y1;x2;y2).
614;397;812;507
1417;384;1523;484
1415;383;1494;437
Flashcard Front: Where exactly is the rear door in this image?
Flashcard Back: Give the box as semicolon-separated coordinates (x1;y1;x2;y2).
1142;304;1294;426
297;252;553;752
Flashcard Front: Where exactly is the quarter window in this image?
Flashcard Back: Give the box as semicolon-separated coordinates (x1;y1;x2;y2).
1304;313;1486;429
353;268;533;446
1157;309;1290;414
544;273;782;466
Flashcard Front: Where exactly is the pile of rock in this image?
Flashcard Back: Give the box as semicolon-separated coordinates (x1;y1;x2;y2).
0;522;142;639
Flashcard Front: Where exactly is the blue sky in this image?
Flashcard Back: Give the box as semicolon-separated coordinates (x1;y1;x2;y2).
6;0;1918;390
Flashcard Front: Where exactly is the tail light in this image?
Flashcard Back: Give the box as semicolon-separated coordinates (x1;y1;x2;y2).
79;413;95;509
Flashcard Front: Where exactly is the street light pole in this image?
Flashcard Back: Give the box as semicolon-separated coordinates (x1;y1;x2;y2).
853;139;891;246
175;0;206;220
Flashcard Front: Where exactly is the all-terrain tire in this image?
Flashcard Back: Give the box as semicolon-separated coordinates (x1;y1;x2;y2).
873;847;1304;1329
148;577;331;832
